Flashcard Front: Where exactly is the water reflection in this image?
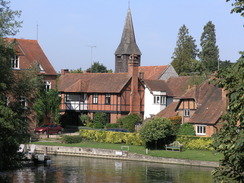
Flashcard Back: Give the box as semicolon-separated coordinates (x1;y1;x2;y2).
1;155;214;183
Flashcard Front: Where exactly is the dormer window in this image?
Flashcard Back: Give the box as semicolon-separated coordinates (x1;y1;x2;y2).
11;55;19;69
38;63;44;72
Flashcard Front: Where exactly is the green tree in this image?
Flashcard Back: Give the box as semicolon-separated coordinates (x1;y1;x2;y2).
116;113;142;132
171;25;199;75
93;112;107;127
33;89;61;125
226;0;244;16
212;52;244;183
199;21;219;72
87;62;108;73
177;123;196;136
139;117;174;149
0;0;22;37
69;67;83;73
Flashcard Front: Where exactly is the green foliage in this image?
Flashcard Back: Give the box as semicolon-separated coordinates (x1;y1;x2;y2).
0;0;22;37
171;24;199;75
86;122;94;128
69;67;83;73
176;135;213;150
87;61;109;73
93;112;107;125
168;116;182;133
199;21;219;72
177;123;196;136
226;0;244;17
80;129;144;145
93;122;104;129
105;123;119;129
79;114;91;126
211;52;244;183
139;117;174;149
62;135;82;144
34;89;61;125
117;113;142;132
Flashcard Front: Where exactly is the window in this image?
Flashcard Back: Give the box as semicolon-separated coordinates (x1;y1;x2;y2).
11;55;19;69
19;96;26;109
38;63;44;72
93;94;98;104
184;109;190;117
196;125;206;135
154;95;166;105
105;94;111;104
44;81;51;92
4;96;9;106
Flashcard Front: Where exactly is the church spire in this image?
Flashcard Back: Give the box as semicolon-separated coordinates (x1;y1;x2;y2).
115;8;141;73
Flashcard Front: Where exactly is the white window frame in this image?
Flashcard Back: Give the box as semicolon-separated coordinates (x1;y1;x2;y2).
11;55;19;69
184;109;190;117
196;125;206;135
154;96;160;104
19;96;27;109
105;94;111;104
93;93;98;104
154;95;166;105
44;80;51;92
160;96;166;105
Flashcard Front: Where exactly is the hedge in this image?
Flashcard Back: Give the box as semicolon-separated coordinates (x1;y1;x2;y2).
62;135;83;144
176;135;214;151
80;129;144;146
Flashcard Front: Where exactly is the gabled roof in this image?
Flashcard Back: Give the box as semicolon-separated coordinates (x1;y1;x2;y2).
115;8;141;55
58;73;131;93
138;65;168;80
156;102;178;118
166;76;191;97
143;80;173;96
5;38;56;75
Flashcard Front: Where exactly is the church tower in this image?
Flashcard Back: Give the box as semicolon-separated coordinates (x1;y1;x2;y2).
115;8;141;73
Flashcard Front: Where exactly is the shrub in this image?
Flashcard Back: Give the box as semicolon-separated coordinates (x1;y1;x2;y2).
79;114;91;126
93;122;104;129
139;117;174;149
86;122;93;128
94;112;107;125
106;123;119;129
117;113;142;132
62;135;82;144
169;116;182;133
177;123;196;136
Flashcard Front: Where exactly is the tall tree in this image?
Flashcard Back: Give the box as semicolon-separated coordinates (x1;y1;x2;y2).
199;21;219;72
226;0;244;16
171;25;199;75
87;61;109;73
212;52;244;183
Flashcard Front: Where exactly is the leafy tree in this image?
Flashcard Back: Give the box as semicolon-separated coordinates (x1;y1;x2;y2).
139;117;174;149
33;89;61;125
211;52;244;183
171;25;199;75
226;0;244;16
219;60;234;69
0;0;22;37
69;67;83;73
177;123;196;136
87;61;108;73
93;112;107;126
199;21;219;72
116;113;142;132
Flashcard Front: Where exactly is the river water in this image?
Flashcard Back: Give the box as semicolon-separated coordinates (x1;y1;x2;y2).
1;155;214;183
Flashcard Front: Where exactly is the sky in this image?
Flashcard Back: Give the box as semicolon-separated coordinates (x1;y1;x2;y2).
9;0;244;73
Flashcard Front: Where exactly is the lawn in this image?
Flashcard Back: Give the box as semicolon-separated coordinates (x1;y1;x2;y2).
33;141;223;162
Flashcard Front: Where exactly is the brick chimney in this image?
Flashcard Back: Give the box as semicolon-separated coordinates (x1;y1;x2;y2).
128;54;141;114
61;69;69;75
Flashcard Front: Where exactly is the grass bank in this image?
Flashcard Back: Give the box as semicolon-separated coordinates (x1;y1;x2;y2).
33;141;222;162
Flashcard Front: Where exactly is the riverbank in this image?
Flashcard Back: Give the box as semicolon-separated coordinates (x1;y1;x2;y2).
33;144;219;168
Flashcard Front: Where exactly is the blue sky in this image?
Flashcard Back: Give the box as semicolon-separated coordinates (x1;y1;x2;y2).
10;0;244;72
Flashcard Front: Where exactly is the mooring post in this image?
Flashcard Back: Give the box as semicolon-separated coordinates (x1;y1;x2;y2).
44;147;47;156
146;148;148;155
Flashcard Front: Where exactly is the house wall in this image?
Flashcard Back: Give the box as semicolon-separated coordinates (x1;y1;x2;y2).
43;75;57;89
144;88;167;119
158;65;178;80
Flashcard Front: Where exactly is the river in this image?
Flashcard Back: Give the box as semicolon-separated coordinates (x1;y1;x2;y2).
1;155;214;183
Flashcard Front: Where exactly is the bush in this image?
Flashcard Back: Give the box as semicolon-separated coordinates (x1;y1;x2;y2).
79;114;91;126
62;135;82;144
79;129;144;146
177;123;195;136
169;116;182;133
94;112;107;125
176;135;213;150
93;122;104;129
106;123;119;129
117;113;142;132
139;117;174;149
86;122;93;128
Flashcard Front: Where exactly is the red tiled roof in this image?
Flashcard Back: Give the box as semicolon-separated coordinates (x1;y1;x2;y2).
138;65;168;80
156;102;178;118
143;80;173;96
5;38;56;75
58;73;131;93
166;76;191;97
